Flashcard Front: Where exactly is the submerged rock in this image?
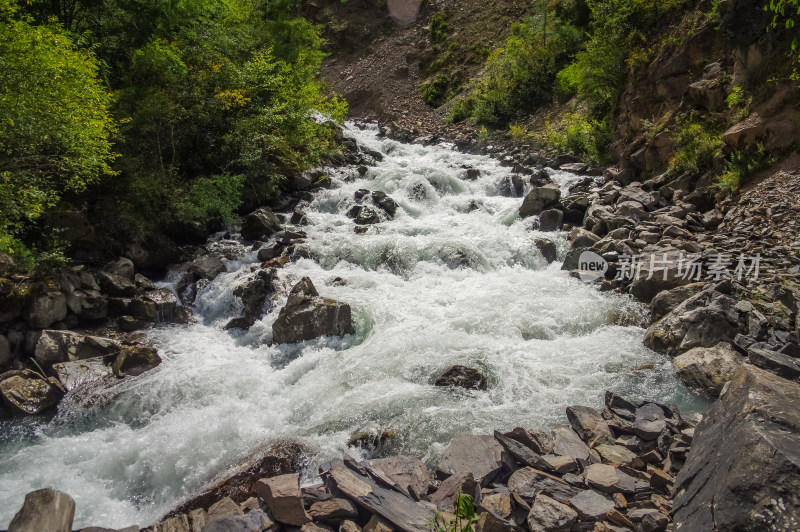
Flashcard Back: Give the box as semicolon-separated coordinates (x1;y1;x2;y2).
434;365;488;390
272;278;355;344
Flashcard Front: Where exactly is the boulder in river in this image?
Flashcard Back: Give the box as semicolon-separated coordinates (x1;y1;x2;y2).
673;365;800;530
7;488;75;532
519;185;561;218
35;330;120;368
434;365;488;390
0;370;64;415
171;255;227;305
272;278;355;344
241;207;281;240
672;342;744;396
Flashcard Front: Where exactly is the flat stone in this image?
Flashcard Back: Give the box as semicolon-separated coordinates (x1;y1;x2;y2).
633;404;667;441
569;490;615;521
308;498;358;521
551;425;590;461
527;494;577;532
594;444;643;469
478;492;512;520
366;456;430;497
748;347;800;380
507;467;578;501
430;472;477;513
437;435;504;486
540;454;578;474
585;464;636;494
52;356;114;391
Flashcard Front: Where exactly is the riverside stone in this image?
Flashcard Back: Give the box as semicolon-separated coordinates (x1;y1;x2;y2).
585;464;636;494
672;342;744;396
8;489;74;532
434;365;487;390
673;365;800;531
633;404;667;441
526;494;577;532
437;435;505;486
0;371;64;415
308;498;359;521
25;292;68;328
566;405;614;445
503;427;553;455
52;356;114;390
272;278;355;344
533;239;557;263
366;456;430;497
430;472;477;512
241;208;281;240
520;185;560;218
747;347;800;380
569;490;615;521
255;473;310;526
538;209;563;231
551;425;590;461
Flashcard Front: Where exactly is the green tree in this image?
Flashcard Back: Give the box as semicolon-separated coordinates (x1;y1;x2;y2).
0;0;116;260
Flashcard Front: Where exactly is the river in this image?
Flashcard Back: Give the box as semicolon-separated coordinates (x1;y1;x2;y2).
0;123;706;528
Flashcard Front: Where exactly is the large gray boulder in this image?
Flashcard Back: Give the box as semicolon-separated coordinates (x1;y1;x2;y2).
520;185;561;218
171;256;227;305
34;330;120;368
673;342;744;396
644;287;745;357
65;290;108;321
437;435;505;486
7;488;75;532
673;365;800;531
241;208;281;241
24;292;67;329
272;278;355;344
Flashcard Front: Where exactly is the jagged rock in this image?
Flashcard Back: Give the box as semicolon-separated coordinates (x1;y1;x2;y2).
363;515;393;532
478;491;513;521
633;403;667;441
255;473;311;526
673;365;800;530
430;472;478;512
551;425;590;461
569;490;615;521
308;498;359;521
340;520;362;532
748;347;800;380
232;269;275;327
644;287;743;356
437;435;505;486
540;454;578;474
258;243;284;262
348;206;381;225
0;371;64;415
673;342;744;396
499;175;525;197
566;405;614;445
241;208;281;240
117;315;151;332
97;271;136;297
520;185;561;218
649;282;705;321
503;427;553;455
7;488;75;532
25;292;67;329
527;493;577;532
34;330;120;367
434;365;487;390
538;209;563;232
202;509;273;532
111;346;161;377
172;256;227;305
584;464;636;494
272;278;355;344
594;444;643;469
105;257;135;280
507;468;578;501
640;511;670;532
494;431;556;472
534;239;557;264
569;228;601;249
372;191;398;217
628;250;696;303
143;288;179;322
135;273;155;291
366;456;430;497
320;460;434;532
129;298;156;321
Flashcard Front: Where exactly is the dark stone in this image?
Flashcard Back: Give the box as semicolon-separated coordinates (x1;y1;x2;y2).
0;370;64;415
519;185;561;218
538;209;563;232
434;365;487;390
534;239;557;264
673;365;800;531
748;347;800;380
372;191;399;217
241;208;281;240
272;278;355;344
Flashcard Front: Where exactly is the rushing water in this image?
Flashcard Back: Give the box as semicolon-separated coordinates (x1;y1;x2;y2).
0;123;707;528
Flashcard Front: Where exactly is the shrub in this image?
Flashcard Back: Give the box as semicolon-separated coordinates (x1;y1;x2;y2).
667;116;723;177
430;11;449;44
716;144;776;193
538;112;612;163
421;73;451;107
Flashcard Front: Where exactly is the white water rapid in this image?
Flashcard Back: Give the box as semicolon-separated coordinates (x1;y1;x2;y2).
0;123;706;528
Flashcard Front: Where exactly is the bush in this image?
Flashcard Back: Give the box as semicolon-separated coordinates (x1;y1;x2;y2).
667;115;723;177
421;73;451;107
716;144;776;193
430;11;449;44
539;112;612;163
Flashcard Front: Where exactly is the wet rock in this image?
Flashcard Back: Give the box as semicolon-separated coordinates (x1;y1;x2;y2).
437;435;505;486
52;356;114;391
499;175;525;197
673;365;800;530
569;490;615;521
34;330;120;367
520;185;561;218
117;315;151;332
25;292;67;329
673;342;744;396
241;208;281;240
584;464;636;494
111;346;161;377
551;425;590;461
348;206;381;225
538;209;563;232
566;405;614;445
171;256;227;305
533;239;557;264
527;493;577;532
143;288;179;322
372;191;399;217
464;168;481;180
272;277;355;344
258;243;284;262
633;403;667;441
434;365;487;390
129;298;156;321
7;488;75;532
569;228;601;249
255;473;310;526
232;269;275;327
0;370;64;415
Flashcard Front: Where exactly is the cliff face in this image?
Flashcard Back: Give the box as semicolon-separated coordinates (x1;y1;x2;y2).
612;0;799;193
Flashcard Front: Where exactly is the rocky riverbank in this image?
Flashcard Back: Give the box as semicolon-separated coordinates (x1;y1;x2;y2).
3;122;800;530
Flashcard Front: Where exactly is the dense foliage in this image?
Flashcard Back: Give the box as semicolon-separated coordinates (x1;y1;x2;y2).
0;0;344;268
